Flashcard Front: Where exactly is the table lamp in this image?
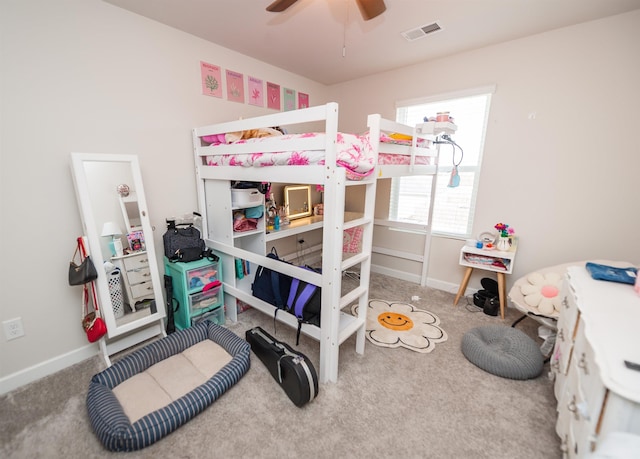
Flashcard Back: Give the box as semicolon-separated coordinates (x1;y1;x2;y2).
101;221;123;257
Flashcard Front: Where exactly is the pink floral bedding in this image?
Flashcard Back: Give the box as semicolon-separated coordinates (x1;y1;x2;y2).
202;132;431;180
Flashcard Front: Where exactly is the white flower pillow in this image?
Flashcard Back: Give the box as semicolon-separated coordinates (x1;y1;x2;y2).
519;271;563;315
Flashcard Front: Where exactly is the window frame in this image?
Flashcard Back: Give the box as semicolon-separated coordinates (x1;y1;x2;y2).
391;85;495;239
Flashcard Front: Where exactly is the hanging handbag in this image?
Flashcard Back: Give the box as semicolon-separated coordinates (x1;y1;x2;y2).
75;237;107;342
68;239;98;286
82;284;107;342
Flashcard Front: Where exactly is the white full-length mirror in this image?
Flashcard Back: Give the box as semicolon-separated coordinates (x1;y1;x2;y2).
70;153;165;351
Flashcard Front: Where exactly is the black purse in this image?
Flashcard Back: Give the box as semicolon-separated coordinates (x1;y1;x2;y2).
68;240;98;286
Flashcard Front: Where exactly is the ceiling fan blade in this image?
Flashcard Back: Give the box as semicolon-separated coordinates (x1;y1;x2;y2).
266;0;299;13
355;0;386;21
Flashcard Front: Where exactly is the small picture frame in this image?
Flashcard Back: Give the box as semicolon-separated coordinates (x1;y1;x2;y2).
127;231;145;252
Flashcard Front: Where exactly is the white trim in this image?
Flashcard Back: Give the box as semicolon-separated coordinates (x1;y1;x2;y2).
370;264;462;294
371;264;422;284
395;84;497;108
374;218;428;233
372;245;424;263
0;345;98;395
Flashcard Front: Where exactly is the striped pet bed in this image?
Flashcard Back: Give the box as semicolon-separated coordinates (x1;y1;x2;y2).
86;321;250;451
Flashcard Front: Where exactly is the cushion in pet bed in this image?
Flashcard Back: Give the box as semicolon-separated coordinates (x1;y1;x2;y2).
461;325;543;380
86;321;250;451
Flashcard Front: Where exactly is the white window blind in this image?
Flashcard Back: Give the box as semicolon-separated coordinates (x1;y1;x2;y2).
391;88;493;237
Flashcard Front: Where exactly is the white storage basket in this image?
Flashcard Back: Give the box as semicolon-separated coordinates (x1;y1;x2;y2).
231;188;262;207
107;269;125;318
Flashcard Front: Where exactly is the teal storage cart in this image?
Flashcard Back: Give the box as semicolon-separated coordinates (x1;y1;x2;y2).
164;257;224;330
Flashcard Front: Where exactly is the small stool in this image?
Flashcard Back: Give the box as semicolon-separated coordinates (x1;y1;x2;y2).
461;325;544;380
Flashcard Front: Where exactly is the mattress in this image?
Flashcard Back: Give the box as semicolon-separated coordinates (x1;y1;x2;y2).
201;132;432;180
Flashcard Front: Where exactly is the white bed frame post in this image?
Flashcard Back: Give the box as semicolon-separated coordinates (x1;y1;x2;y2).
319;103;345;383
420;127;440;287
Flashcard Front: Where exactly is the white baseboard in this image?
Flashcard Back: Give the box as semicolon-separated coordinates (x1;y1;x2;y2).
370;264;474;296
0;344;98;396
371;265;422;284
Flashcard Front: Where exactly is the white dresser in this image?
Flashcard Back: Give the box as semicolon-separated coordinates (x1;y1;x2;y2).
111;251;154;311
551;264;640;458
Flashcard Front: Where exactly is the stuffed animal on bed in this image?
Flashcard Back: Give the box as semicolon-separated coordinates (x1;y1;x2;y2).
202;127;284;145
225;127;283;143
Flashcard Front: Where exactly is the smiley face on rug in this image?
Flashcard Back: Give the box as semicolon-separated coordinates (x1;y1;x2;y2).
377;311;414;331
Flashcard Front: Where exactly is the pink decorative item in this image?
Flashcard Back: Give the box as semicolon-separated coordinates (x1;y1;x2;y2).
635;271;640;295
343;227;363;253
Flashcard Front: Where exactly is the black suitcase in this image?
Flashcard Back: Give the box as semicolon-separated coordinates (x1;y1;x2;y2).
245;326;318;407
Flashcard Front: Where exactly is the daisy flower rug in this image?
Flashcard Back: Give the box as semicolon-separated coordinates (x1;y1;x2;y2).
352;300;448;353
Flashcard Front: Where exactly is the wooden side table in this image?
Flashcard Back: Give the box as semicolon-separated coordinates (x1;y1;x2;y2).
453;244;517;319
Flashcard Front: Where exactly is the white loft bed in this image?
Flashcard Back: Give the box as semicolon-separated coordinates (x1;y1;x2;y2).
191;102;455;383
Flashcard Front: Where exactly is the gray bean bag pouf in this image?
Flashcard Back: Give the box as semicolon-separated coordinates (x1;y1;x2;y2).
461;325;543;380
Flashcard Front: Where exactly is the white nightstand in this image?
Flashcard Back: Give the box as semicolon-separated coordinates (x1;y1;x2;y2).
453;244;517;319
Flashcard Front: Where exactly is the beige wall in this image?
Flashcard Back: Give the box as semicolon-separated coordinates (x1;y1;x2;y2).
330;10;640;294
0;0;328;392
1;0;639;393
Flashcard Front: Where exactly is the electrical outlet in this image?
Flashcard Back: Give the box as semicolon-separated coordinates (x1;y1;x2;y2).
3;317;25;341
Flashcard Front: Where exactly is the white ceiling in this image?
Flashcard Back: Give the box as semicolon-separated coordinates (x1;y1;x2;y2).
104;0;640;85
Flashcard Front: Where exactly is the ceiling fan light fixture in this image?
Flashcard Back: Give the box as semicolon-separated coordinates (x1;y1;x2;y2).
266;0;299;13
266;0;386;21
356;0;386;21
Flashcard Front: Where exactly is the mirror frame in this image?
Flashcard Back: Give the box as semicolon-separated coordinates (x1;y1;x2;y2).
119;191;142;232
70;153;165;339
284;184;312;220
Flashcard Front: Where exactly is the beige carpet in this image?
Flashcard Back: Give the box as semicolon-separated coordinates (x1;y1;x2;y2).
0;272;561;458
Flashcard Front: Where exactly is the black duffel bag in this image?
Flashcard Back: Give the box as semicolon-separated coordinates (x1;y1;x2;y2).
163;222;206;262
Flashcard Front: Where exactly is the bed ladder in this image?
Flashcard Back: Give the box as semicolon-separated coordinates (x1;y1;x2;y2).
318;171;377;384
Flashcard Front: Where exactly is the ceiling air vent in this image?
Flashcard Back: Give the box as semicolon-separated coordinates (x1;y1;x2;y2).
401;22;442;42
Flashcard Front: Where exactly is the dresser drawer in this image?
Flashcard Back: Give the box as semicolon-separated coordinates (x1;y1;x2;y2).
572;322;606;448
552;277;581;380
189;285;222;315
123;253;150;271
185;262;219;290
130;281;154;300
126;267;151;285
191;305;224;326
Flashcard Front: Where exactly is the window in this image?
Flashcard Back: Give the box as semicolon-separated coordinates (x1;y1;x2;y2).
390;86;493;237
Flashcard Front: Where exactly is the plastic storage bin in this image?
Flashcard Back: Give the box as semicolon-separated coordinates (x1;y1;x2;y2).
191;306;225;326
231;188;262;208
189;285;222;315
186;262;219;290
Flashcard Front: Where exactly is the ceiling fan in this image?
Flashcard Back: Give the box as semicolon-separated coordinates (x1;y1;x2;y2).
266;0;386;21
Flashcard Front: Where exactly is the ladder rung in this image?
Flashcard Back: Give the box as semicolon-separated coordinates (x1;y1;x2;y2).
340;285;368;309
342;252;369;271
344;217;371;230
